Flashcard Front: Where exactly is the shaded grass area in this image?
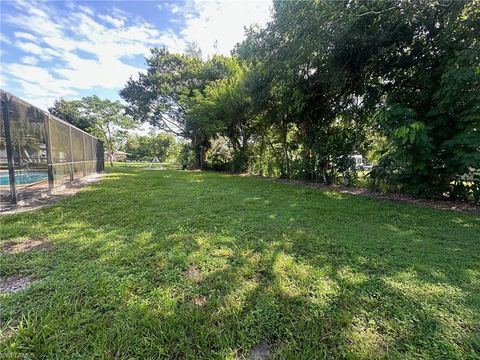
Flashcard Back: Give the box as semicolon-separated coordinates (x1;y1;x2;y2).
1;167;479;359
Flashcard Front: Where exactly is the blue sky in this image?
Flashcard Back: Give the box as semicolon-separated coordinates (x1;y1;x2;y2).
0;0;272;110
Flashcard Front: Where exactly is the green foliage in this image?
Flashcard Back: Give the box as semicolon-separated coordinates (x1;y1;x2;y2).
187;60;256;173
81;96;135;167
48;98;93;132
119;1;479;201
360;0;480;199
235;0;479;200
204;137;233;171
120;48;236;169
125;132;179;162
49;96;136;167
432;45;480;200
178;142;195;169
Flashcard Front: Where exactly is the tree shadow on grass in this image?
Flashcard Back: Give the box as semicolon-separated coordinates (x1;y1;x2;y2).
1;169;479;359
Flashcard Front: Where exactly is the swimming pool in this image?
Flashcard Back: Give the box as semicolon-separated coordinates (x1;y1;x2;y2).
0;172;48;185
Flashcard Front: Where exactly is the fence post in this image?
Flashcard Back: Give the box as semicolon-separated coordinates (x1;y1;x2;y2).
82;133;87;176
1;92;17;204
69;126;74;181
97;140;105;172
46;115;54;189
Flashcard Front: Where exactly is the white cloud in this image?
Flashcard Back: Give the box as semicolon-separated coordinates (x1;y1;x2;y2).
98;14;125;28
157;0;272;58
4;63;60;88
14;32;39;42
15;42;43;55
170;4;181;14
15;41;62;61
2;0;273;110
78;5;94;16
20;56;39;65
157;30;188;53
159;3;182;15
2;1;168;110
178;0;272;58
0;67;7;88
0;35;12;45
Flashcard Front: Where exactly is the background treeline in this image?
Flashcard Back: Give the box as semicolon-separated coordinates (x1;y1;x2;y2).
54;0;480;202
49;97;184;165
120;0;479;201
124;133;181;163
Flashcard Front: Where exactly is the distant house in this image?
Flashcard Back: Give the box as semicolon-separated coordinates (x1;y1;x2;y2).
109;151;129;162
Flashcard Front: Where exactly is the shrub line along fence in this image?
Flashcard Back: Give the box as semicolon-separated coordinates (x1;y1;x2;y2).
0;89;104;205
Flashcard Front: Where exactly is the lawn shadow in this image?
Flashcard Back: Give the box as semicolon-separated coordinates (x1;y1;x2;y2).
1;168;479;358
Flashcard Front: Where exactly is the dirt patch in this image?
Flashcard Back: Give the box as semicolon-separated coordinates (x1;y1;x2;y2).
0;275;36;293
1;237;51;254
191;295;208;306
185;266;203;282
248;340;271;360
0;326;15;343
0;173;103;215
266;178;480;215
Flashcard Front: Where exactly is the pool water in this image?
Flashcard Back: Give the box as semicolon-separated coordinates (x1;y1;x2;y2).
0;172;48;185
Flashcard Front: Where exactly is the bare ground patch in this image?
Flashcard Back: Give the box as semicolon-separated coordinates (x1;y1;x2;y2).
0;275;36;293
0;326;15;343
185;266;203;282
1;236;51;255
191;295;208;306
248;340;271;360
0;173;104;215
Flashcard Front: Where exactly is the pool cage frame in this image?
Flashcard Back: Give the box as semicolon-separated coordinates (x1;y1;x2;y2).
1;90;104;205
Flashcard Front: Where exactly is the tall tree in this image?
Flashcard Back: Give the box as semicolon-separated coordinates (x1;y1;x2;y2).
187;59;256;172
48;99;93;132
235;0;479;196
120;48;236;168
81;96;135;167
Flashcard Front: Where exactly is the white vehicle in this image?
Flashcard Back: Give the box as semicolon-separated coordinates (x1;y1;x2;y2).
350;155;364;169
348;155;374;170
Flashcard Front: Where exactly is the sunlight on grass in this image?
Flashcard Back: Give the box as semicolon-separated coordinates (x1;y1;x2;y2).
1;168;479;358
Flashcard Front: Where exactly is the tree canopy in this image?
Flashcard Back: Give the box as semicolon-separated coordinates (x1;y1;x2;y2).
120;49;238;168
125;132;180;162
120;0;479;201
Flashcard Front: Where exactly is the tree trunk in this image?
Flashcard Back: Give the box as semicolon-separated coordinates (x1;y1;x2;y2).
194;146;204;169
280;121;289;178
259;135;265;176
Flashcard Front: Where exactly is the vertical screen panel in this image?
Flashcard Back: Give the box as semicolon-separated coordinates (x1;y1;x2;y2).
52;163;71;187
90;137;97;174
49;119;72;164
96;139;104;172
83;133;92;175
0;98;9;202
71;127;85;179
49;119;72;186
8;97;49;198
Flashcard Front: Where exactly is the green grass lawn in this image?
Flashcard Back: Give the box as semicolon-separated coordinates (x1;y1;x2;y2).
1;167;479;359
